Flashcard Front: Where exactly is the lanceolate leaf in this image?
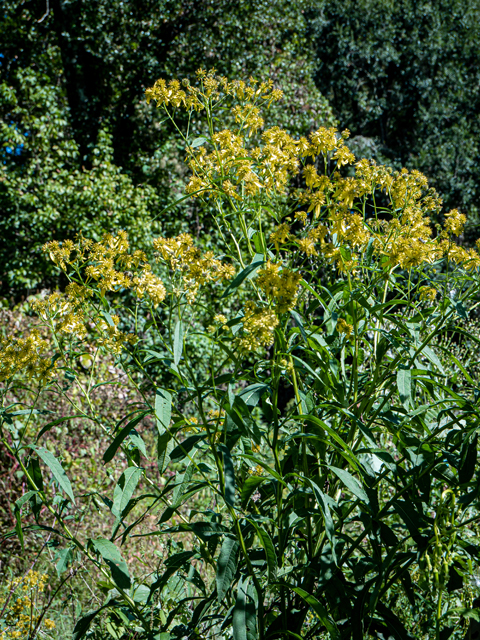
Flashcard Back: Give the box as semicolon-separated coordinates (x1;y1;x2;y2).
329;466;369;504
397;367;412;408
173;320;184;365
155;388;172;435
220;444;236;506
233;577;256;640
103;412;148;463
216;537;239;601
157;432;174;473
309;480;337;563
31;445;75;504
249;519;278;582
91;538;131;589
222;255;264;298
290;587;340;639
112;467;142;517
72;605;110;640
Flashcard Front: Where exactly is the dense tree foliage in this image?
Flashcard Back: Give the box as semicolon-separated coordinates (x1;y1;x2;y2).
0;0;333;294
308;0;480;239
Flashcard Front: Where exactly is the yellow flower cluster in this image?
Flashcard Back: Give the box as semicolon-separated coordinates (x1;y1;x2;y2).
295;154;480;273
43;232;165;305
146;69;282;113
0;571;55;640
146;71;480;278
256;262;302;313
419;286;438;303
96;314;137;355
154;233;235;302
184;126;300;198
336;318;353;339
0;329;54;383
238;302;279;352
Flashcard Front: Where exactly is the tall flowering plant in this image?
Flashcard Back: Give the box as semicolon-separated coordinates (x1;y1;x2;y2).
2;70;480;639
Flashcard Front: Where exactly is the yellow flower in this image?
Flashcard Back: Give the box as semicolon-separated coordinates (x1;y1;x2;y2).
238;302;279;352
444;209;466;236
133;268;166;308
269;223;291;247
336;318;353;338
419;286;437;302
257;262;301;312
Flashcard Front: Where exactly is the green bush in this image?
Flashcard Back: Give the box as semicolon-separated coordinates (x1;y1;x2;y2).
0;63;160;292
308;0;480;238
2;72;480;639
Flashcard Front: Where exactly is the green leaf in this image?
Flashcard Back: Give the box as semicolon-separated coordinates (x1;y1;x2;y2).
155;388;172;435
308;480;336;563
421;345;444;373
241;476;265;507
459;435;477;484
112;467;142;517
157;432;174;473
173;320;183;366
72;606;109;640
31;445;75;504
290;587;340;639
397;366;412;408
190;136;208;148
36;414;85;441
149;551;195;600
222;255;264;298
27;458;43;491
233;577;256;640
14;506;24;551
237;383;270;407
300;415;362;471
103;412;147;463
170;434;206;462
216;537;239;601
329;466;369;504
91;538;131;590
249;519;277;582
128;429;147;458
220;444;236;506
55;546;73;576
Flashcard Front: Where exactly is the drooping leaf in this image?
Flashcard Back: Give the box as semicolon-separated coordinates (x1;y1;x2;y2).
459;434;477;484
249;519;277;582
237;383;270;407
309;480;337;563
329;466;369;504
72;606;109;640
222;255;264;298
290;587;340;639
170;433;206;462
155;388;172;435
103;412;147;463
31;445;75;504
397;366;412;408
127;429;147;458
173;320;184;366
216;537;239;601
112;467;142;517
55;546;73;576
241;476;265;507
14;506;23;551
91;538;131;589
233;577;256;640
157;432;174;473
149;551;195;601
220;444;236;506
36;414;85;441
